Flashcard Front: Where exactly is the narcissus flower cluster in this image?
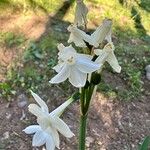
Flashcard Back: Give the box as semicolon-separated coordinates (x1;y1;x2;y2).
23;0;121;150
50;18;121;87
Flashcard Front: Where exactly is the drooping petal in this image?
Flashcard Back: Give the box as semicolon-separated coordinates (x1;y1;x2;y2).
74;0;88;26
32;130;46;147
76;54;100;73
68;25;87;47
67;25;91;47
47;127;60;149
94;49;109;64
68;31;87;47
89;19;112;47
52;116;74;138
50;97;73;117
105;29;112;43
23;125;41;134
49;64;70;84
30;90;49;113
106;52;121;73
95;42;121;73
69;66;87;87
28;104;47;117
45;134;55;150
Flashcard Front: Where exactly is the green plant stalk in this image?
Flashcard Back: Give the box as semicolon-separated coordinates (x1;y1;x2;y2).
79;113;88;150
84;84;95;113
79;83;95;150
80;87;85;114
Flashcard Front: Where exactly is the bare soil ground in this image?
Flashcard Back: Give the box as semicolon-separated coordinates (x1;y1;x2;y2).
0;13;150;150
0;81;150;150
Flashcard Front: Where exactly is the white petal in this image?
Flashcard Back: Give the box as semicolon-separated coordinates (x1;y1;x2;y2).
78;53;93;59
57;43;65;51
69;66;87;87
52;116;74;138
89;19;112;47
68;31;87;47
94;49;103;55
47;127;60;149
106;52;121;73
37;116;50;130
45;135;55;150
67;25;90;47
76;55;100;73
28;104;47;117
32;130;46;147
50;97;73;117
74;1;88;26
58;45;76;58
23;125;41;134
30;91;49;113
105;29;112;43
49;64;70;84
53;63;64;73
95;50;109;64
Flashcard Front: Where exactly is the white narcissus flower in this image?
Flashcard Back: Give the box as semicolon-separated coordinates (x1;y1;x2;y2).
23;125;55;150
23;91;74;150
49;44;101;87
68;19;112;48
67;25;90;47
74;0;88;26
94;42;121;73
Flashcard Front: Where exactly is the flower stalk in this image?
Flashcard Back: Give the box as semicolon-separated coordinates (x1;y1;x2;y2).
79;113;88;150
79;72;97;150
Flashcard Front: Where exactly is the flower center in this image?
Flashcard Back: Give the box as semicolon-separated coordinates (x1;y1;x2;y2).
67;56;76;65
59;52;76;65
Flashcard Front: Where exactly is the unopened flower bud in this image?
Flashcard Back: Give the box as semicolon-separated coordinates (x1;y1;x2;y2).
91;73;101;85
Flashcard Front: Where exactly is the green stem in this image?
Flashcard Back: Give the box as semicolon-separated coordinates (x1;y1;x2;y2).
79;114;88;150
80;87;85;114
84;84;95;113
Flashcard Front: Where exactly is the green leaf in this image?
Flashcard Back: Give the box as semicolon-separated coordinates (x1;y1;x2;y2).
139;136;150;150
33;51;44;59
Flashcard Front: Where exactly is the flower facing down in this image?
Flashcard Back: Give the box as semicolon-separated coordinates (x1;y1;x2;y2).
23;91;75;150
94;42;121;73
68;19;112;48
89;19;112;47
74;0;88;26
23;125;55;150
49;44;101;87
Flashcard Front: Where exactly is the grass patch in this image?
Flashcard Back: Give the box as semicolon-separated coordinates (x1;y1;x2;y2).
0;0;65;15
0;33;59;99
0;32;26;47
